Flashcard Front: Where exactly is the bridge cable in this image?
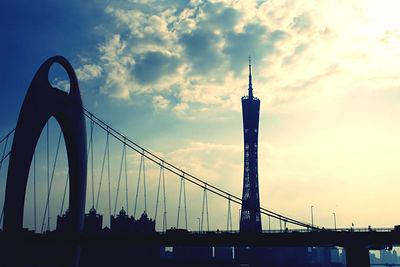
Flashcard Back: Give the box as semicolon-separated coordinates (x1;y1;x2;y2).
142;152;147;214
133;154;143;218
226;195;232;232
106;131;111;225
90;118;95;209
124;139;129;214
154;165;162;225
0;151;10;166
201;184;209;232
162;163;168;231
0;133;11;228
0;132;10;175
176;175;183;228
81;108;318;230
0;128;15;145
60;173;69;216
113;143;125;216
183;175;188;229
95;131;109;211
268;215;271;231
41;129;62;233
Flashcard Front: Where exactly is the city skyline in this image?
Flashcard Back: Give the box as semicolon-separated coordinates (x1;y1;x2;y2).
2;0;400;232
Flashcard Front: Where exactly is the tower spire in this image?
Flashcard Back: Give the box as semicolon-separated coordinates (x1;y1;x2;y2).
248;56;253;98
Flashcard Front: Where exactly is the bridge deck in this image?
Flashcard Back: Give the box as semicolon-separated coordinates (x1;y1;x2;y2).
1;229;400;249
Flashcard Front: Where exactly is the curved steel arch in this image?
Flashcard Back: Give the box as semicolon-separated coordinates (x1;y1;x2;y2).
3;56;87;234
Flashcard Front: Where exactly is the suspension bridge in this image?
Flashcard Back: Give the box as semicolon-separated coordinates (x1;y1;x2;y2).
0;56;399;267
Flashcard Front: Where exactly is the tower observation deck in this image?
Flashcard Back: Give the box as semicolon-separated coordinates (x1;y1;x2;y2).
240;57;262;233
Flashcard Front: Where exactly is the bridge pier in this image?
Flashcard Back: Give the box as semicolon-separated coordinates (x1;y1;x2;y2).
345;246;370;267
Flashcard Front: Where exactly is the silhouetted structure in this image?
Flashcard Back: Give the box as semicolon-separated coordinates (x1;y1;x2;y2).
84;207;103;233
3;56;87;236
240;57;262;233
56;209;71;232
111;207;155;233
58;207;103;233
1;56;87;267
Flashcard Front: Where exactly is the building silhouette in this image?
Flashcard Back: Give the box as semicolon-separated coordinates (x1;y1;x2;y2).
240;57;262;233
83;207;103;233
110;207;155;233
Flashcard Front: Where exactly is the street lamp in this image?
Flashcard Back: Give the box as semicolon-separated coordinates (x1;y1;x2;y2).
332;212;337;230
197;217;200;232
311;205;314;228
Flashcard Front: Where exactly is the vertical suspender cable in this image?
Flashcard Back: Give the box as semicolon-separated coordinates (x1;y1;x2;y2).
183;175;188;230
162;164;167;232
95;132;109;210
143;152;147;213
124;140;129;214
205;186;209;231
154;165;162;224
201;185;209;231
268;215;271;231
176;176;183;228
90;119;94;209
113;144;125;216
227;195;232;232
133;155;143;218
201;186;206;232
106;132;111;224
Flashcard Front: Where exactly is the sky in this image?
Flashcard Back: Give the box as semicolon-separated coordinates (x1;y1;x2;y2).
1;0;400;232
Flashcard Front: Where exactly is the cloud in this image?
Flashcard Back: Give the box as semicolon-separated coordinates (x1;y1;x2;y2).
78;0;400;120
98;34;134;99
133;51;180;84
179;29;224;76
152;95;170;111
76;64;102;81
223;23;287;74
290;12;312;33
173;102;189;114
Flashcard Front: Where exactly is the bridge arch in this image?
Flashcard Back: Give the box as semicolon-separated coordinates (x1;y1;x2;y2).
3;56;87;233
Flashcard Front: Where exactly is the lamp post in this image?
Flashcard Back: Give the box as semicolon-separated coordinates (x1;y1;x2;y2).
311;205;314;228
332;212;337;230
197;217;200;232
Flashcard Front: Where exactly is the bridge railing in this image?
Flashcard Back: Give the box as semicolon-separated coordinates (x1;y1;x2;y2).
161;227;395;235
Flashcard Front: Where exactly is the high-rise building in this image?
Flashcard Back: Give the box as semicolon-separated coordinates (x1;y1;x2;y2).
240;57;262;233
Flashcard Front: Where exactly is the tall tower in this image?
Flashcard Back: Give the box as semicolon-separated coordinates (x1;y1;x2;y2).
240;57;262;233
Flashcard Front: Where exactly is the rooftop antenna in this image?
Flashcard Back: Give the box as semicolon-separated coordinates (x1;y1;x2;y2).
248;56;253;98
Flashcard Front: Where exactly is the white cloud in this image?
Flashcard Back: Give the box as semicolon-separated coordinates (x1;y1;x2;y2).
173;102;188;111
76;64;102;81
152;95;170;111
52;79;70;92
98;34;135;99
